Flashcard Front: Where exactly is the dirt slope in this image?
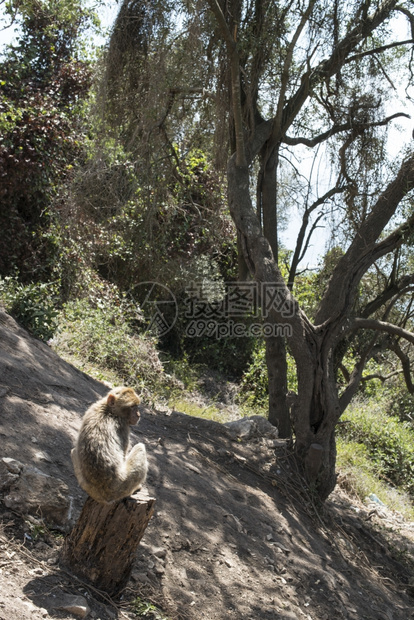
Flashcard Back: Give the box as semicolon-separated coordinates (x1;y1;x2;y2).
0;308;414;620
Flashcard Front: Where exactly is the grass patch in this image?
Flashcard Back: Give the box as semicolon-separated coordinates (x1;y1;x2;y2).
338;399;414;496
336;437;414;520
169;397;231;423
337;397;414;520
52;299;167;397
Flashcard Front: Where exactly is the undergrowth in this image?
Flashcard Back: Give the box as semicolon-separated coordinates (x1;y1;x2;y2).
338;399;414;495
169;397;230;423
336;438;414;520
337;397;414;520
52;298;168;398
0;277;59;341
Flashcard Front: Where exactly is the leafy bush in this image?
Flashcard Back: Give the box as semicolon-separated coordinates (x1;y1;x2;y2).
0;277;58;340
338;399;414;496
336;437;414;520
53;298;165;394
384;380;414;425
0;0;93;279
239;344;269;408
239;342;298;408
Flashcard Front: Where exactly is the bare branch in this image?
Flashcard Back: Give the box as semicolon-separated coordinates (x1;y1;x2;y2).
272;0;317;146
351;318;414;345
339;363;350;383
371;210;414;263
339;320;387;411
281;0;402;137
339;276;414;404
345;39;414;64
288;186;346;284
205;0;234;48
337;277;412;408
361;276;414;317
299;213;326;264
388;339;414;393
283;113;410;147
373;54;398;90
315;152;414;325
360;369;402;382
396;7;414;38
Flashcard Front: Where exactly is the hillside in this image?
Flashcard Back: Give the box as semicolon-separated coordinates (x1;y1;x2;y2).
0;308;414;620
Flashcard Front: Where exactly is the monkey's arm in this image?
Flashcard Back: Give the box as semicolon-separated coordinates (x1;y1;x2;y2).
71;447;89;490
121;443;148;495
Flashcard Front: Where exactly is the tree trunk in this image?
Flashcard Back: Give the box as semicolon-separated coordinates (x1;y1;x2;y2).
227;155;337;500
292;330;341;501
298;430;337;501
237;230;250;281
266;334;290;437
61;490;155;596
260;146;291;436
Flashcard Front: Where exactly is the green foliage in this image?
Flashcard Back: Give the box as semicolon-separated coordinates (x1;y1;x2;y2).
131;596;169;619
169;397;226;423
239;342;297;408
69;136;235;290
181;329;255;380
384;379;414;425
0;277;59;340
338;399;414;496
0;0;94;279
336;437;414;520
239;344;268;408
164;354;201;392
53;298;164;393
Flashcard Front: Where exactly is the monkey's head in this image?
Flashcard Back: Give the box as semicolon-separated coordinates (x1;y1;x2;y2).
106;386;141;425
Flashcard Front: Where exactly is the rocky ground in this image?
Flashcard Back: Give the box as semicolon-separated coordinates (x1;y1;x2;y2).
1;308;414;620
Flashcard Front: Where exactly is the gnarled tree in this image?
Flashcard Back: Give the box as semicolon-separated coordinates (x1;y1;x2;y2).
105;0;414;499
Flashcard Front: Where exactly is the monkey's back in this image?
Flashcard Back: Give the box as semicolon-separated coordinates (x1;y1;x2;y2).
75;402;129;489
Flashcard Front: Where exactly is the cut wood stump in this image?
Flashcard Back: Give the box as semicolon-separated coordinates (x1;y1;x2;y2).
61;490;155;596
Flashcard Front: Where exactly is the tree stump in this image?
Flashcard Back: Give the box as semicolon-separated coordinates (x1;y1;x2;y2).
61;490;155;596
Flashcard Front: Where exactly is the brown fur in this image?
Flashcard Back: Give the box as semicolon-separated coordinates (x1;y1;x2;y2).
71;387;148;503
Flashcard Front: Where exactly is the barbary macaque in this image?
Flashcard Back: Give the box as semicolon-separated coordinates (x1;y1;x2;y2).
71;387;148;503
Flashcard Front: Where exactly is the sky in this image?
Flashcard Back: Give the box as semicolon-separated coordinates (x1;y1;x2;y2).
0;3;413;268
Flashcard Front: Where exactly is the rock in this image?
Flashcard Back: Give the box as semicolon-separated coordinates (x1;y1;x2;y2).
0;464;19;492
0;458;24;492
3;464;71;529
183;461;202;475
224;416;279;440
224;418;257;439
152;546;167;559
2;457;24;474
154;562;165;575
34;451;53;464
131;571;152;585
53;594;90;618
248;415;279;438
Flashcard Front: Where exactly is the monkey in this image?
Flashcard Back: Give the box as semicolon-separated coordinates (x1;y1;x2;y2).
71;386;148;504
